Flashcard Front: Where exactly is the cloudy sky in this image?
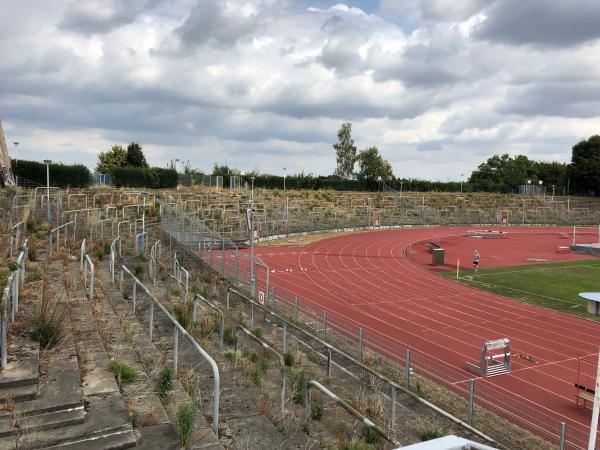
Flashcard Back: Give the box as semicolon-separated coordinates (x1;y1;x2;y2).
1;0;599;180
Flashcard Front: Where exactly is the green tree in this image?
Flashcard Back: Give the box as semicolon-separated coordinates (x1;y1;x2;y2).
212;164;237;176
535;161;567;187
96;145;127;173
569;135;600;194
126;142;148;168
356;146;393;187
469;154;537;188
333;123;357;179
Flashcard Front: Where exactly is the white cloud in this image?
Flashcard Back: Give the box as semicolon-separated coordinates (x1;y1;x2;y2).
0;0;599;180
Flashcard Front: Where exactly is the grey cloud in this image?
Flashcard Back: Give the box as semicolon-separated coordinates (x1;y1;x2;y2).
498;81;600;118
173;0;279;49
474;0;600;47
58;0;160;35
416;141;443;152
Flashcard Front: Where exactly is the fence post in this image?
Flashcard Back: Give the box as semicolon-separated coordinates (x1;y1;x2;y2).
235;248;239;282
221;238;225;276
294;297;299;322
468;379;475;426
323;311;328;340
251;304;255;329
390;386;396;430
405;350;411;389
358;327;363;363
559;422;566;450
132;282;137;315
326;347;332;379
173;327;179;375
282;323;287;353
1;314;7;368
149;301;155;340
226;290;230;312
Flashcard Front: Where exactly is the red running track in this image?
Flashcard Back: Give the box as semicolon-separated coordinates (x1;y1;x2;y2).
253;227;600;449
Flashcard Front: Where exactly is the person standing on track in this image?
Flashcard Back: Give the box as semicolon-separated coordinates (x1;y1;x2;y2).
473;250;480;272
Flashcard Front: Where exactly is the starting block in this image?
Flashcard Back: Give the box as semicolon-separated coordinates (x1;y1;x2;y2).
467;338;511;377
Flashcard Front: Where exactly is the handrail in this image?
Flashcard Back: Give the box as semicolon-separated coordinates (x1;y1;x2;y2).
10;221;23;257
226;287;497;445
234;325;285;415
83;255;94;300
49;220;75;256
120;265;220;432
1;240;29;369
135;231;147;254
117;220;131;237
306;380;400;447
109;236;121;284
193;294;224;347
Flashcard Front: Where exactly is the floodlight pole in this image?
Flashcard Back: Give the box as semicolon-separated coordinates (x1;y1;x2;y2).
587;349;600;450
283;167;286;191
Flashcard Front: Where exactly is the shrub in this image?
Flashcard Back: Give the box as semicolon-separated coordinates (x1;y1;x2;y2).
288;369;308;404
110;166;178;189
360;425;382;445
177;403;197;447
421;430;441;441
130;410;139;428
8;261;20;272
251;368;262;386
29;247;38;262
259;358;269;373
311;403;325;421
29;297;66;348
108;360;138;385
96;249;105;261
172;302;195;331
12;159;91;188
283;352;294;367
134;263;144;278
172;287;181;298
251;327;262;339
223;326;235;345
223;349;239;362
156;366;173;398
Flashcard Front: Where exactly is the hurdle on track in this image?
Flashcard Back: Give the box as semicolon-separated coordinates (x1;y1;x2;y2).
467;338;511;377
465;230;508;239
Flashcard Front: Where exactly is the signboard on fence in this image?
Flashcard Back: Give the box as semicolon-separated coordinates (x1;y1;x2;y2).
258;291;265;305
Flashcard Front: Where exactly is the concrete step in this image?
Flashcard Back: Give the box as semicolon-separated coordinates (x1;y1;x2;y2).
0;407;86;438
0;393;135;450
0;335;39;389
0;382;38;403
47;428;137;449
0;370;83;419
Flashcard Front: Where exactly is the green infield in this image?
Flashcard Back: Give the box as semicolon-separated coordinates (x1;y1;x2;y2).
441;259;600;320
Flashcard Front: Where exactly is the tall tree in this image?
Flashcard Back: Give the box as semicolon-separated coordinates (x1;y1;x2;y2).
126;142;148;167
356;146;393;186
333;123;357;179
96;145;127;173
569;135;600;194
469;154;537;187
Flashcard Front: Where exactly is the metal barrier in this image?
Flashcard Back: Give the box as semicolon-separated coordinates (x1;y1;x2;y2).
49;220;76;257
149;240;161;285
305;380;400;447
226;288;497;444
83;255;94;300
1;240;29;369
135;231;147;254
119;265;220;432
234;325;285;415
109;236;121;284
80;239;86;270
9;221;23;257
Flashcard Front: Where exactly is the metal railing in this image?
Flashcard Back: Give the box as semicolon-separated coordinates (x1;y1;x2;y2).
119;265;220;432
49;220;76;257
109;236;121;284
305;380;400;447
83;255;94;300
1;240;29;369
226;288;497;444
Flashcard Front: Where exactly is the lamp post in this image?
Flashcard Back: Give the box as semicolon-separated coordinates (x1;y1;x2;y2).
400;181;404;197
283;167;286;191
251;176;255;207
460;173;464;193
43;160;52;221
